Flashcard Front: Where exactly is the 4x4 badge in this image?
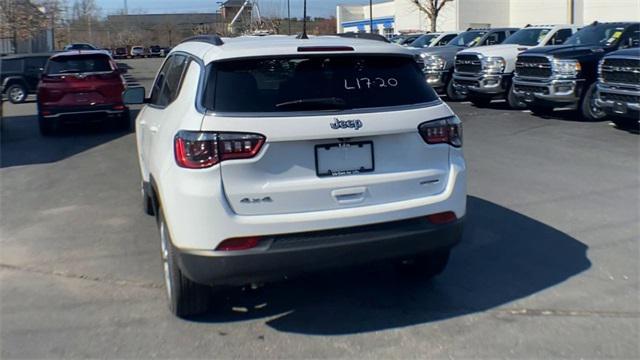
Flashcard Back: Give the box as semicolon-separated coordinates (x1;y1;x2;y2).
330;118;363;130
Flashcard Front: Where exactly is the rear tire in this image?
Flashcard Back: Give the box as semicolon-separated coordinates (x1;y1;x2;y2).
446;78;466;101
579;82;606;122
38;115;56;136
396;249;451;280
469;95;492;108
142;182;155;216
158;210;212;318
118;110;131;131
7;84;27;104
507;83;526;110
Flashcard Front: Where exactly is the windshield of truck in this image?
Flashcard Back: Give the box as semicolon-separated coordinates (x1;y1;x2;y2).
46;54;112;74
409;34;439;48
565;24;628;46
448;31;487;47
203;55;439;113
503;28;551;46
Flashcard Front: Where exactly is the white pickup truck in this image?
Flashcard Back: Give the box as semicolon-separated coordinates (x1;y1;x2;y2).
452;25;579;108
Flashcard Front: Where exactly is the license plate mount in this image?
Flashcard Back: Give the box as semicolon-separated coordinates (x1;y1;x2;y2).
315;141;374;177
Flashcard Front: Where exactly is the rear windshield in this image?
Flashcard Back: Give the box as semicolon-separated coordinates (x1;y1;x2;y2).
203;55;438;113
46;55;112;75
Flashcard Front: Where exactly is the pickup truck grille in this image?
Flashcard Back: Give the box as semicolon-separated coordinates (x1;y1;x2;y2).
455;54;482;74
600;92;640;104
601;57;640;85
516;55;552;78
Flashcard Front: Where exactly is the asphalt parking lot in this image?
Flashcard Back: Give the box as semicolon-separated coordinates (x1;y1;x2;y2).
1;58;638;359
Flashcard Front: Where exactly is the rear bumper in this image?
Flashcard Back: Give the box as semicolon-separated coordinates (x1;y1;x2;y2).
596;83;640;120
176;217;464;286
452;72;510;95
39;104;128;118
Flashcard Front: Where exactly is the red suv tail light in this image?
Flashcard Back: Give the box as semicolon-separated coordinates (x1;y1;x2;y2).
174;130;266;169
418;116;462;147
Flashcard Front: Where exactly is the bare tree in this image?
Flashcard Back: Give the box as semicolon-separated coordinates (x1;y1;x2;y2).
0;0;49;51
411;0;454;32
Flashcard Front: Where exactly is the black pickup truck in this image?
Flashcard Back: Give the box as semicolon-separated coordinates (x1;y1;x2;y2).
596;48;640;129
513;22;639;121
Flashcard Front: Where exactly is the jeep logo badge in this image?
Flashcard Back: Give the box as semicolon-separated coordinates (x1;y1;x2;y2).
330;118;363;130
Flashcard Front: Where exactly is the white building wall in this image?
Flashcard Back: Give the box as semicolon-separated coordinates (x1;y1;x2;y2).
458;0;510;29
579;0;640;25
338;0;640;34
509;0;570;26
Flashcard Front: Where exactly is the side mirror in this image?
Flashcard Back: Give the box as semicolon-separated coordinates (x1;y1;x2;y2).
123;86;147;104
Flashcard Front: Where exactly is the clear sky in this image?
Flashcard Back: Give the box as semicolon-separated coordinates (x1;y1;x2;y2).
96;0;388;18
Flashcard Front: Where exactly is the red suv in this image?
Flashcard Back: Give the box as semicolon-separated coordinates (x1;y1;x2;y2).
37;51;129;135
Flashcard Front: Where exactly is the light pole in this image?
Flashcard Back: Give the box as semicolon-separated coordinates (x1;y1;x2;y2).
287;0;291;35
369;0;373;33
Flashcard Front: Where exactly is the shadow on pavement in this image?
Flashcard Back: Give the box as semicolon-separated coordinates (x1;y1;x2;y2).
0;111;137;168
193;196;591;335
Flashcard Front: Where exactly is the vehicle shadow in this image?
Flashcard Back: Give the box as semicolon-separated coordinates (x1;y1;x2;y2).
0;111;138;168
193;196;591;335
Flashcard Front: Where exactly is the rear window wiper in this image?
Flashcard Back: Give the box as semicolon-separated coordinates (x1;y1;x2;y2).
275;97;348;110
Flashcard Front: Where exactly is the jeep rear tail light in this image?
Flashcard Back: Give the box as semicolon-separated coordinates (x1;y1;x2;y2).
215;236;262;251
418;116;462;147
174;131;265;169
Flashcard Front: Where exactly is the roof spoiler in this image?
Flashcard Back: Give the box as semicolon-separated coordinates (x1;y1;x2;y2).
181;35;224;46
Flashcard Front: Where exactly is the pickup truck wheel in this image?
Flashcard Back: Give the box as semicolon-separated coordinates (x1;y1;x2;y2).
446;79;466;101
38;115;57;136
7;84;27;104
158;210;212;318
396;249;451;280
469;95;492;108
580;83;606;122
507;83;527;110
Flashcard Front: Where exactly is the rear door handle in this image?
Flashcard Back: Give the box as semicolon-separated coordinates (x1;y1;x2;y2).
149;125;159;133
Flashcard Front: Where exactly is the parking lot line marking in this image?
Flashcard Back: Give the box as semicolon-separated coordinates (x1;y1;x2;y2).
522;110;531;113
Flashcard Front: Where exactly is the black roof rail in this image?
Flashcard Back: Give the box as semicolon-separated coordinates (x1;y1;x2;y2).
181;35;224;46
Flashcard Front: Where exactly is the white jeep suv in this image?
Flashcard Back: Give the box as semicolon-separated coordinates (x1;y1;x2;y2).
124;35;467;318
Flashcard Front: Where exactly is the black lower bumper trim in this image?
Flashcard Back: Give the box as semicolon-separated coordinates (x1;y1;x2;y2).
176;218;464;286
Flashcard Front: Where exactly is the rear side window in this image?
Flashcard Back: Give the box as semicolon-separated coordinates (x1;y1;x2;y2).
1;59;22;73
25;57;48;71
46;55;112;75
150;54;189;107
203;55;438;113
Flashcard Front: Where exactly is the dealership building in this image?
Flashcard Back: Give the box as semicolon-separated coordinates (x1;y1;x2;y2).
337;0;640;34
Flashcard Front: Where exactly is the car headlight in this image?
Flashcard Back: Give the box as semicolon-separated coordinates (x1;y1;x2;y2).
481;56;505;74
422;54;446;71
553;59;581;77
